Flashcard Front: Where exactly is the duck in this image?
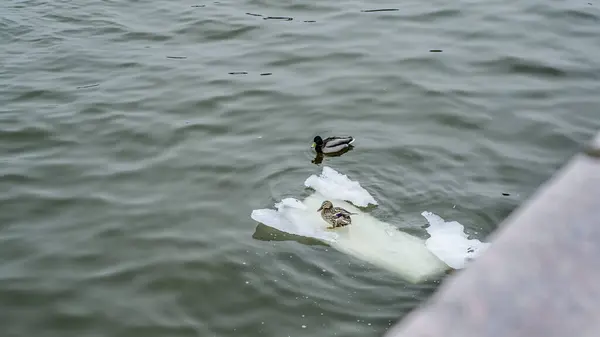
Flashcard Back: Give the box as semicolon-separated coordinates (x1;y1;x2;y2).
312;135;355;155
316;200;357;229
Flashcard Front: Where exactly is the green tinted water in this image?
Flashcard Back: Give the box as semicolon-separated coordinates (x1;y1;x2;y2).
2;1;600;337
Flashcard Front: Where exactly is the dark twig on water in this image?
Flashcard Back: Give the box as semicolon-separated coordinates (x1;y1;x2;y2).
429;49;443;52
229;72;248;75
166;56;187;59
361;8;399;12
260;73;272;76
263;16;293;21
246;12;262;17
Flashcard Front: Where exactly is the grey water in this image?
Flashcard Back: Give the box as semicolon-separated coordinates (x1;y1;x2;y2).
2;1;600;337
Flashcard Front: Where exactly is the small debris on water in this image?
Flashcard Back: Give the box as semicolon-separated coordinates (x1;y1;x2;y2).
361;8;399;12
76;83;100;89
429;49;443;52
502;193;510;196
246;12;262;16
301;325;307;329
304;20;316;22
260;72;272;76
263;16;293;21
166;56;187;59
191;4;205;7
229;71;248;75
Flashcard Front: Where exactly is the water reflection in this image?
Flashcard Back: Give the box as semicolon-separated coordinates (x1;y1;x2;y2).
311;147;353;165
252;223;328;246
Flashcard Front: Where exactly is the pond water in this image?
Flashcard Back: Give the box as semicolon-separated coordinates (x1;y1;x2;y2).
2;1;600;336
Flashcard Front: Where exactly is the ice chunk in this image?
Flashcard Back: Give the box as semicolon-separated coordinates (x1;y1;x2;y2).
251;199;339;243
421;211;491;269
304;166;377;207
251;166;491;282
252;193;448;283
275;198;307;211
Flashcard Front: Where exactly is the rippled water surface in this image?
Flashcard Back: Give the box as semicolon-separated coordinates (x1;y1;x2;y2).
2;0;600;336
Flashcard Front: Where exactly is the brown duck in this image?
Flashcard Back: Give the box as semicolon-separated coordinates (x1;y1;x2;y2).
317;200;356;229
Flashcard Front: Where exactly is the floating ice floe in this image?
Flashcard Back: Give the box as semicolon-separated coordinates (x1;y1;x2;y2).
303;166;378;207
250;166;491;282
421;211;491;269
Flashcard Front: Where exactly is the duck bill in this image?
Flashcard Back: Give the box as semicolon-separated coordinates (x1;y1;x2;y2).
317;206;323;212
311;142;316;148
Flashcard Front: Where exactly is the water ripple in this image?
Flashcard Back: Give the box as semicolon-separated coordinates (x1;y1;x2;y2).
2;0;600;337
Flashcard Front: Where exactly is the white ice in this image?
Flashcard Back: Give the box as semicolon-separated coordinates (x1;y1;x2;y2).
252;192;448;283
421;211;491;269
303;166;378;207
251;166;491;280
251;197;339;243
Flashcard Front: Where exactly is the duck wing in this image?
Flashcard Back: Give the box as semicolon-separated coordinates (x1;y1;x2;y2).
333;207;356;217
322;143;348;154
334;217;351;227
323;136;354;148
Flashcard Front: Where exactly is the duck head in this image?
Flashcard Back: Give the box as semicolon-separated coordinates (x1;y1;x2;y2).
317;200;333;212
312;136;324;151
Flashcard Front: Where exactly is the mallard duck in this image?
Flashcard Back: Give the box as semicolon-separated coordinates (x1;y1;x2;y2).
316;200;356;229
312;135;355;154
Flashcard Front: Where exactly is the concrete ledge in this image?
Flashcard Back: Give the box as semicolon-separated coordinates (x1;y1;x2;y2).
384;132;600;337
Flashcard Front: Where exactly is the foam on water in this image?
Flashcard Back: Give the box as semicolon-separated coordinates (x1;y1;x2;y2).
251;166;491;281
